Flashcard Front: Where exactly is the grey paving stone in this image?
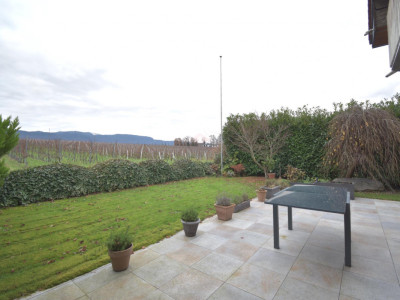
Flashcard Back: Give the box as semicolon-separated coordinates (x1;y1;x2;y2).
273;277;338;300
208;283;263;300
229;229;270;247
221;218;254;229
247;248;296;275
340;271;400;300
192;252;243;281
144;289;174;300
88;273;156;300
298;244;344;269
344;255;398;284
129;248;161;270
160;269;222;300
227;263;285;300
73;264;129;294
351;241;392;263
133;255;189;288
30;281;85;300
148;237;188;254
190;232;228;250
262;235;304;257
246;222;274;236
288;258;342;293
166;242;210;266
214;239;259;262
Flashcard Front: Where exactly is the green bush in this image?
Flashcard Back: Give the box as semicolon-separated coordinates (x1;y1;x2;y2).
92;159;148;192
0;159;216;207
181;208;199;222
139;159;177;184
215;193;231;206
0;164;95;206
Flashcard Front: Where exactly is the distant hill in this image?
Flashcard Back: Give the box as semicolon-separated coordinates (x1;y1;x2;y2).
18;130;174;145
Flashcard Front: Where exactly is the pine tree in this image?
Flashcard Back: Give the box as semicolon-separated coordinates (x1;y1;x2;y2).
0;115;20;185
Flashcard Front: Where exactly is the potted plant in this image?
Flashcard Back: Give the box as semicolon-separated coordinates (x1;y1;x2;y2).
266;158;276;179
215;194;236;221
106;227;133;272
256;188;267;202
181;208;200;237
233;193;251;213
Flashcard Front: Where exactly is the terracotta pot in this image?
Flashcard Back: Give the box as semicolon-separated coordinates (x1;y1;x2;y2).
267;173;276;179
181;218;200;237
257;189;267;202
214;204;235;221
108;244;133;272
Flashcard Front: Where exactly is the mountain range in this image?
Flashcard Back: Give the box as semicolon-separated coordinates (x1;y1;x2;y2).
18;130;174;145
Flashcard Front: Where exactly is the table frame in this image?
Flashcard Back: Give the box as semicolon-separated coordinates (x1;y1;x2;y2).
267;187;351;267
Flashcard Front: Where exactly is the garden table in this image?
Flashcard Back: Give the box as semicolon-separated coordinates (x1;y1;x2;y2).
265;184;351;267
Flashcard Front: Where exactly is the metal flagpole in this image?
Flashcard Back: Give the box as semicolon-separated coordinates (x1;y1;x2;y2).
220;55;223;176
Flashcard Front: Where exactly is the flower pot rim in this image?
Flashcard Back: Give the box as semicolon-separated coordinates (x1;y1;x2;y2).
108;243;133;254
181;218;200;224
214;203;236;208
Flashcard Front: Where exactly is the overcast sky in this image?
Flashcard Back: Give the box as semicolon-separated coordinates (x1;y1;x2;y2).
0;0;399;141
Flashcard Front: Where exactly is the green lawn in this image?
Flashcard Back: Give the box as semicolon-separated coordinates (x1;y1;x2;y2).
0;176;264;300
355;191;400;201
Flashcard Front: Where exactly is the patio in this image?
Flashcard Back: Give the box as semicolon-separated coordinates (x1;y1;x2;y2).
23;197;400;300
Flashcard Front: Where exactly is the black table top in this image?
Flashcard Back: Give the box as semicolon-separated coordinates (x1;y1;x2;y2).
264;184;349;214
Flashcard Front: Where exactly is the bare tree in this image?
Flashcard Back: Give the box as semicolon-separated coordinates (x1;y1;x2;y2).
227;113;288;179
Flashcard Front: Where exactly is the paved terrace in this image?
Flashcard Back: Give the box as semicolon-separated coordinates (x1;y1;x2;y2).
23;198;400;300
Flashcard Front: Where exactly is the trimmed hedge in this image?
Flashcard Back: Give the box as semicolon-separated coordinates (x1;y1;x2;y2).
0;159;215;207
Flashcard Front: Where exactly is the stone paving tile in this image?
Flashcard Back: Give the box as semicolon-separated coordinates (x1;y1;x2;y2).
276;228;310;245
340;271;400;300
307;231;344;253
245;222;273;236
227;263;285;300
143;289;174;300
77;296;89;300
133;255;189;288
73;264;129;294
166;242;210;266
149;237;188;254
338;295;360;300
208;283;263;300
229;229;270;247
129;248;161;270
344;255;398;284
221;217;254;229
88;273;156;300
273;277;338;300
191;252;243;281
262;235;304;257
351;240;392;263
288;258;342;293
190;232;228;250
29;281;85;300
207;224;241;239
351;231;388;248
298;244;344;269
160;269;223;300
247;248;296;274
214;239;259;262
388;239;400;265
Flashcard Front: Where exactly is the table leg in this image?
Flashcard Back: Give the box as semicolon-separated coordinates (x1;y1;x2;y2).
288;207;293;230
273;204;279;249
344;202;351;267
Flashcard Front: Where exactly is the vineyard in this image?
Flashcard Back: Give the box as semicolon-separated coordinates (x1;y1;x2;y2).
9;139;219;167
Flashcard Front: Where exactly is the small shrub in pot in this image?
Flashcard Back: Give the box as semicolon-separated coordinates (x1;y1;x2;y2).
181;208;200;237
107;227;133;272
215;194;235;221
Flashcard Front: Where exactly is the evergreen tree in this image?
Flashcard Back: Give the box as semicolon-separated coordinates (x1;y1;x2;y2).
0;115;20;185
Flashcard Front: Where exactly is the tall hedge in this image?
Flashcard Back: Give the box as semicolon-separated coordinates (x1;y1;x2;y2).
0;159;215;207
223;95;400;179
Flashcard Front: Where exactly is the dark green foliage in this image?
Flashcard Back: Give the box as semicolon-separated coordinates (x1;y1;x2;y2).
172;159;206;179
0;115;20;185
106;227;133;252
181;207;199;222
139;159;177;184
0;159;216;207
93;159;148;192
